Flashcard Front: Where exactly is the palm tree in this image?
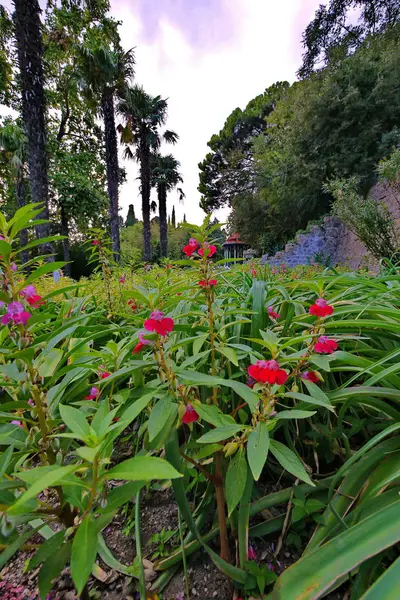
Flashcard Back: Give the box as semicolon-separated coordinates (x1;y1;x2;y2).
0;118;29;263
117;85;178;261
14;0;53;257
79;38;135;260
151;153;183;257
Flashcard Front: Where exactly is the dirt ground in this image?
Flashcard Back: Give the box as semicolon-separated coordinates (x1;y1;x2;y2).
0;487;347;600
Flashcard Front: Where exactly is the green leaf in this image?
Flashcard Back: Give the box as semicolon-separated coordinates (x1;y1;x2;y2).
178;370;259;412
193;334;208;355
247;422;270;481
195;404;236;427
0;524;44;569
285;392;335;412
71;517;98;595
36;348;63;378
75;446;100;462
59;404;91;439
275;410;316;420
360;554;400;599
272;500;400;600
226;448;248;515
29;530;66;570
38;542;71;600
197;425;245;444
25;261;66;284
269;440;313;486
98;481;144;515
105;456;183;481
148;396;176;442
8;465;77;514
217;345;239;366
0;446;14;477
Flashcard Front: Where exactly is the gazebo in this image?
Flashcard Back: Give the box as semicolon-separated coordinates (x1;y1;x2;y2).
223;232;247;262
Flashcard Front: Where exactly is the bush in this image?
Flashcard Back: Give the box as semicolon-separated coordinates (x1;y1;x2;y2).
327;176;399;260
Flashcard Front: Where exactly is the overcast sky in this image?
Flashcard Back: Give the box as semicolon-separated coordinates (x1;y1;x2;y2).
1;0;322;225
113;0;322;225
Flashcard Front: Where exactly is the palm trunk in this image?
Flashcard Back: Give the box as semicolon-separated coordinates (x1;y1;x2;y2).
60;204;71;277
16;175;29;266
101;90;120;262
158;184;168;258
140;139;152;262
14;0;53;259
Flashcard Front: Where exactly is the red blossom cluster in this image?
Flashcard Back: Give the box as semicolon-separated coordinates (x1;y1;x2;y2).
248;360;288;385
309;298;334;318
144;310;174;336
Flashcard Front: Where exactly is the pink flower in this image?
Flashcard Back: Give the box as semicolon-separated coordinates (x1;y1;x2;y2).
248;545;257;561
21;285;37;299
251;268;257;277
248;360;288;385
120;275;126;284
10;263;18;272
28;399;35;407
198;242;217;258
26;294;44;307
183;238;199;257
268;306;280;320
92;239;99;246
85;386;99;400
300;371;319;383
1;301;31;326
309;298;334;318
144;310;174;336
182;404;199;424
132;332;152;354
11;420;22;427
314;336;338;355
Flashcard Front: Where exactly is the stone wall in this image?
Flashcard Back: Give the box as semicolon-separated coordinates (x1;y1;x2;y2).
261;182;400;269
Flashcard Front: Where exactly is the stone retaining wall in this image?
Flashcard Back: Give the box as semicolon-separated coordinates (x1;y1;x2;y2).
261;183;400;269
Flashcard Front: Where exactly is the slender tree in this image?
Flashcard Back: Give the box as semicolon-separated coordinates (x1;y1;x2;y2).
151;153;183;257
79;36;135;260
171;205;176;228
117;85;178;261
13;0;53;256
126;203;137;226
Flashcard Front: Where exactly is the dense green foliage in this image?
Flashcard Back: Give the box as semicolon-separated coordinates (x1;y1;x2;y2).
199;19;400;253
1;207;400;599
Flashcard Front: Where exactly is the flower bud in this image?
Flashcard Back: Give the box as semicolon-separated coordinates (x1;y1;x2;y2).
224;441;239;457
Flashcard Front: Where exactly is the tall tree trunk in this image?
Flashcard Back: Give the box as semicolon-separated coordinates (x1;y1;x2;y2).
16;175;29;265
158;184;168;258
101;90;120;262
140;140;152;262
14;0;53;259
60;204;71;277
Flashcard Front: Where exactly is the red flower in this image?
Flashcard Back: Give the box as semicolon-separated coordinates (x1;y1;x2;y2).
183;238;199;257
301;371;319;383
120;275;126;284
251;268;257;277
128;299;137;311
85;386;99;400
182;403;199;424
248;360;288;385
99;369;111;379
144;310;174;336
268;306;280;320
198;279;217;287
26;294;44;308
92;239;100;246
314;336;338;354
198;243;217;258
309;298;334;318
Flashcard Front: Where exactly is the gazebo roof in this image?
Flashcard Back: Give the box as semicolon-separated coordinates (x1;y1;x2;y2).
223;232;246;246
